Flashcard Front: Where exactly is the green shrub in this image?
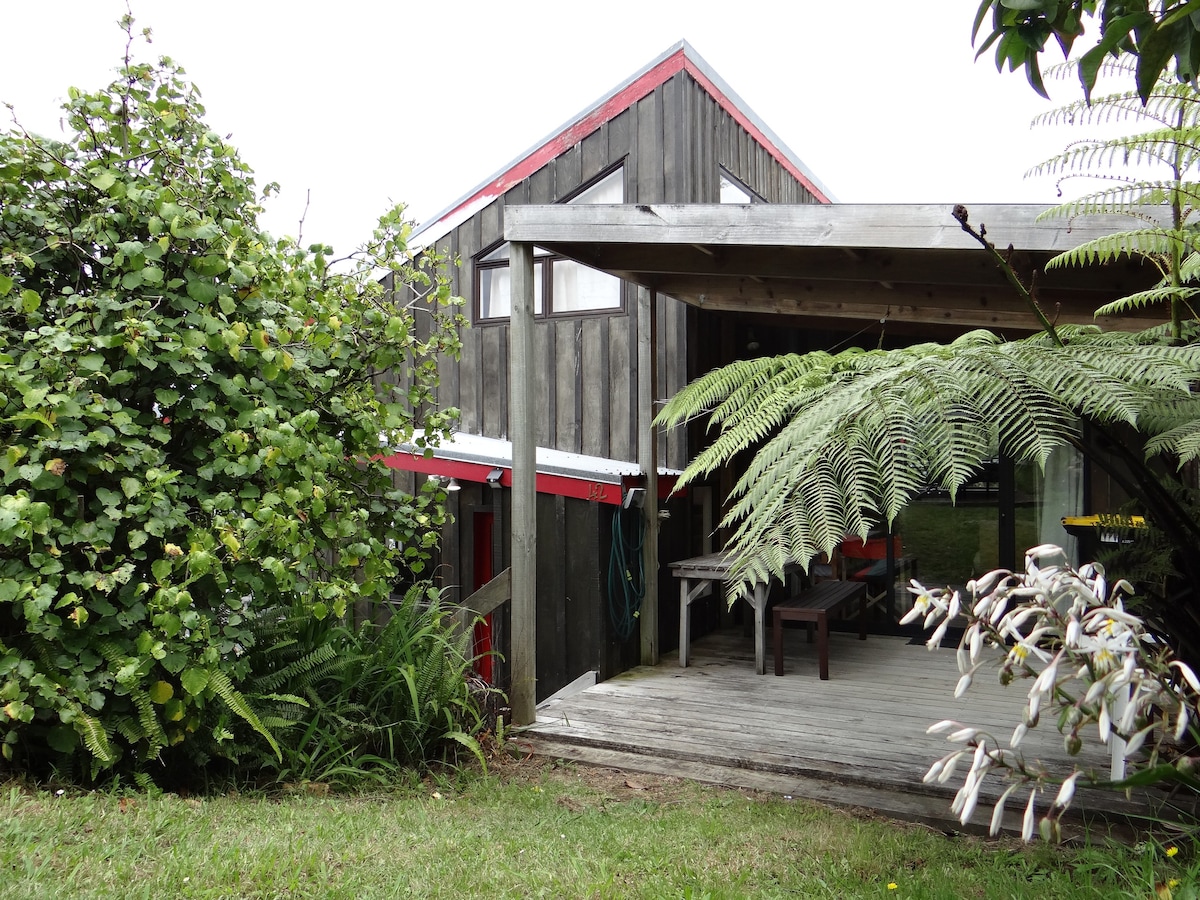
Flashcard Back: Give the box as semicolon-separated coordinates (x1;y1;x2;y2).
0;19;463;780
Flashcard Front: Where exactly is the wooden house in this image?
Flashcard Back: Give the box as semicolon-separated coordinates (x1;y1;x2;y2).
385;42;1162;722
383;41;831;703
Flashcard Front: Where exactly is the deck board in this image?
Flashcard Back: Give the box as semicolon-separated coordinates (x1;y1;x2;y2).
526;630;1161;835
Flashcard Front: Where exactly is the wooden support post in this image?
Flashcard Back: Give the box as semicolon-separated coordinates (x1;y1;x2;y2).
638;286;660;666
510;241;537;725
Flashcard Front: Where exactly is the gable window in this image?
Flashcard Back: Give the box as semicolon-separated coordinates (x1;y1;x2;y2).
474;167;624;322
720;168;764;203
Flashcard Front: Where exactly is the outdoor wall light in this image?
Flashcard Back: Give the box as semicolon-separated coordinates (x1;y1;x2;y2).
486;467;504;485
427;475;462;492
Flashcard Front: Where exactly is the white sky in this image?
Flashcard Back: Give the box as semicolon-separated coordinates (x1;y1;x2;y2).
3;0;1086;256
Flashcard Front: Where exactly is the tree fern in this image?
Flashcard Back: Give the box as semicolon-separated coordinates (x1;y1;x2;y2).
657;330;1200;601
1033;62;1200;339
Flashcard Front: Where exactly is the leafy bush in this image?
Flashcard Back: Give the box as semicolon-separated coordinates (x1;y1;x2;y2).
0;20;464;779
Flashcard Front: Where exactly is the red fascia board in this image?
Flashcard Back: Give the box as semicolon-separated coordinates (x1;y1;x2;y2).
426;50;830;235
381;453;508;487
380;453;679;505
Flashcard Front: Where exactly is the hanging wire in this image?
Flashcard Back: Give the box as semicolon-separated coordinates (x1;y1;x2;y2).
607;503;646;641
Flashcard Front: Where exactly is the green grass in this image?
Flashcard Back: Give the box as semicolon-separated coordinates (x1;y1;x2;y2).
0;759;1193;899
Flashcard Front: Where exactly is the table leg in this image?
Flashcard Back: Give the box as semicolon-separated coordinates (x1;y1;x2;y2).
679;578;691;668
818;612;830;680
750;583;768;675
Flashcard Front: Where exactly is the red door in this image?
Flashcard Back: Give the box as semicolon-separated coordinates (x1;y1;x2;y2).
472;511;495;683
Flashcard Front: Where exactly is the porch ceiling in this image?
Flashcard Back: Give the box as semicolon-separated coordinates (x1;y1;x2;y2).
504;203;1163;333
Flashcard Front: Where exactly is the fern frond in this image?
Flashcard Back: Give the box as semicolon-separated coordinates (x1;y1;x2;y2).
1046;229;1200;269
1146;418;1200;464
76;711;114;765
1095;286;1200;317
253;641;341;694
131;688;167;759
207;668;280;761
663;330;1200;598
1037;183;1200;220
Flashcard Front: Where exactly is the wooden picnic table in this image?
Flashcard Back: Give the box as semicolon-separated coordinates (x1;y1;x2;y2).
669;552;798;675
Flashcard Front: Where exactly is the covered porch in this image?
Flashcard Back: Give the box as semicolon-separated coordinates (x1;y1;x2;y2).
500;203;1164;726
524;627;1159;835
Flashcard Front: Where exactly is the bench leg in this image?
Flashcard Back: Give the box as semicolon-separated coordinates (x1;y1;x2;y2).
859;590;868;641
773;610;784;676
817;612;830;680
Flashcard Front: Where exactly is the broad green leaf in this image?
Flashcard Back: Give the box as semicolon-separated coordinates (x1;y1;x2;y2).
89;170;117;191
180;668;209;697
149;680;174;704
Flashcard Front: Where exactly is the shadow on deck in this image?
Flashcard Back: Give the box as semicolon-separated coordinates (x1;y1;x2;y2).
523;629;1171;837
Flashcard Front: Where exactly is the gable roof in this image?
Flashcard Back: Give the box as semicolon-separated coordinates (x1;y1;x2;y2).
411;40;833;250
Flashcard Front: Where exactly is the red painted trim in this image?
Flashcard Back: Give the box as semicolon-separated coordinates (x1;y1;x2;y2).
381;453;509;487
426;48;829;235
379;452;680;505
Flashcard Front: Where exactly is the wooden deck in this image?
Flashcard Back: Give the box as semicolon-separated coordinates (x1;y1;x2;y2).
524;629;1162;836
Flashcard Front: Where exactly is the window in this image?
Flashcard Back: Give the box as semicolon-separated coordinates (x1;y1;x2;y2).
719;168;764;204
474;167;624;322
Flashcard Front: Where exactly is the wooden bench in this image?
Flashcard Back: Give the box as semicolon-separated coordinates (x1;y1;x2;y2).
772;580;868;679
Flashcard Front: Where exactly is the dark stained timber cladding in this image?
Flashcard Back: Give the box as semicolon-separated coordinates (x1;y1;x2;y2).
557;144;583;198
481;326;504;438
529;164;554;205
609;107;636;202
664;297;687;469
555;318;581;452
535;320;553;447
480;192;505;249
662;74;683;203
581;317;609;458
608;298;633;462
535;493;568;698
636;89;665;203
581;125;608;185
564;498;602;682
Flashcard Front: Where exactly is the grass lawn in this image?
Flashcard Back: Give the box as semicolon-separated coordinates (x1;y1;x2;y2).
1;754;1192;899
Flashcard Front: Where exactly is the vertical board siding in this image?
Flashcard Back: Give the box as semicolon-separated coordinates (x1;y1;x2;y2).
580;126;607;186
534;321;554;448
635;89;664;203
555;318;582;452
662;75;683;203
557;144;583;199
581;317;609;458
564;497;602;683
481;327;504;437
608;297;634;462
